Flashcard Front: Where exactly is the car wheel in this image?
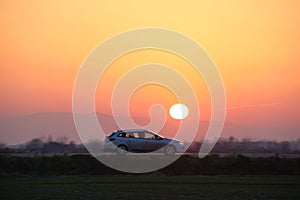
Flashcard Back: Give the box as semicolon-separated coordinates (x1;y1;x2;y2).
116;145;128;155
164;145;176;155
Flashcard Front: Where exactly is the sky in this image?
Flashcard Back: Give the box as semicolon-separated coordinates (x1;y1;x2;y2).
1;0;300;142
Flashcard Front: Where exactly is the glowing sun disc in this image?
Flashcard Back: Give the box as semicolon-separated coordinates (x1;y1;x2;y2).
169;104;189;120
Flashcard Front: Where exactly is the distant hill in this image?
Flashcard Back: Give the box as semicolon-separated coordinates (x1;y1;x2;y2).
0;112;299;145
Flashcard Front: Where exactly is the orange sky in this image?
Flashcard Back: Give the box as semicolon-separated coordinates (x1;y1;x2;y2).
1;1;300;135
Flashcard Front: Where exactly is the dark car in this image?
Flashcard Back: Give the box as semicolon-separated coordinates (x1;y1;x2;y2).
103;129;184;155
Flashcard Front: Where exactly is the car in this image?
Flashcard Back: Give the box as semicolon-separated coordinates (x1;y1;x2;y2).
103;129;185;155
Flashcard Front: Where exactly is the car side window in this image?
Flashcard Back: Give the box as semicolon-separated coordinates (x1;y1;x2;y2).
125;133;135;138
121;132;155;139
137;132;145;139
117;133;125;137
143;132;155;139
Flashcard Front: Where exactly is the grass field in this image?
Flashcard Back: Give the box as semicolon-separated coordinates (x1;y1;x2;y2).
1;176;299;200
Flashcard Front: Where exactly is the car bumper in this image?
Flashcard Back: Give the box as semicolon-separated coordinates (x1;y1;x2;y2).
176;145;185;153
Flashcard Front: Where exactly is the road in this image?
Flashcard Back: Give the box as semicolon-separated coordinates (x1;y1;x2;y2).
4;152;300;158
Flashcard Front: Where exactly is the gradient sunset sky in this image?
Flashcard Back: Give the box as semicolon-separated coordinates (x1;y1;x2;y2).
1;1;300;142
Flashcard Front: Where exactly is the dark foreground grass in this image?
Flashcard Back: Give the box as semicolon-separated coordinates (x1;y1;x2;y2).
0;175;299;200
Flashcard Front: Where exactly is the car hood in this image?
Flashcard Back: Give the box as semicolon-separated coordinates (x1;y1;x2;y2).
163;138;181;144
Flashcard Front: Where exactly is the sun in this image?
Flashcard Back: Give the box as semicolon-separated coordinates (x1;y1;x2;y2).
169;103;189;120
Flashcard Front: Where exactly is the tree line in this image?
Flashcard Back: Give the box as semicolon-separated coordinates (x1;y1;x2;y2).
1;136;300;155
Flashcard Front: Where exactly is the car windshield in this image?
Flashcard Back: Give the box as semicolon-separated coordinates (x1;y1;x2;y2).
147;131;165;139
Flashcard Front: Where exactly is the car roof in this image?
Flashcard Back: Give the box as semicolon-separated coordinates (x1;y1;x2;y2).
112;129;166;138
117;129;149;133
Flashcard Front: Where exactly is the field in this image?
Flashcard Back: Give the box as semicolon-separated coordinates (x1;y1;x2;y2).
1;175;300;200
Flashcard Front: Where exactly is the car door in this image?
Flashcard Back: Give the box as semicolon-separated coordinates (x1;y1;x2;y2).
125;132;145;151
143;132;166;152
